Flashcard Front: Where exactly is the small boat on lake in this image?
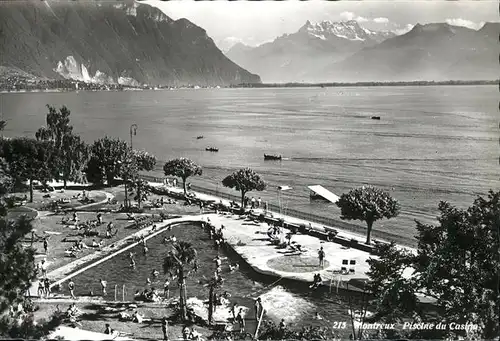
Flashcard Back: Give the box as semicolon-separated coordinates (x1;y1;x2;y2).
196;136;204;139
206;147;219;152
371;116;381;120
264;154;282;160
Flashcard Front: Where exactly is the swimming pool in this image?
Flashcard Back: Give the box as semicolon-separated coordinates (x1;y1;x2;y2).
72;222;367;335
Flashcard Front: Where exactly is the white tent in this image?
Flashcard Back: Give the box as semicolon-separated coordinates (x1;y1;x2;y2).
308;185;339;204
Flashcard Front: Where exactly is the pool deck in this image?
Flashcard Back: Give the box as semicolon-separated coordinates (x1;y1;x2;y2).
205;213;371;290
36;182;415;297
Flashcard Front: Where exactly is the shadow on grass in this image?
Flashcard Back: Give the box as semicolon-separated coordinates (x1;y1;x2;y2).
81;312;110;322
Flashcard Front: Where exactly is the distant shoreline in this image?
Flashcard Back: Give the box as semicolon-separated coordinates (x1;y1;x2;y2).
0;79;497;94
233;80;499;88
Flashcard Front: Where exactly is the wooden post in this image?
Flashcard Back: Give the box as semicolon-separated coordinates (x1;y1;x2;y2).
122;284;125;302
254;307;265;340
114;285;117;301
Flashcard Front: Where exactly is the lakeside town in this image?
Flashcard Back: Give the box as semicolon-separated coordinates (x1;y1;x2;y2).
0;105;497;340
1;74;497;93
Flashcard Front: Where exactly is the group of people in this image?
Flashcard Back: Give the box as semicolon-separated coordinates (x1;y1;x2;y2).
182;325;202;340
309;273;323;290
66;303;82;326
37;277;51;297
244;196;263;209
204;219;226;250
65;239;93;258
267;223;287;245
135;287;161;302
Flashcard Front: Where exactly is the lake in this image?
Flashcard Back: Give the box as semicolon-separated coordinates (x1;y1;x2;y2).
1;85;498;245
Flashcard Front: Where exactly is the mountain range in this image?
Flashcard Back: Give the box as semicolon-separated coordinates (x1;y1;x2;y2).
227;20;499;83
0;1;496;86
0;0;260;86
226;20;396;83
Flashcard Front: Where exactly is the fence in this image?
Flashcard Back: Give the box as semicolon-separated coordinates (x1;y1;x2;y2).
139;175;411;246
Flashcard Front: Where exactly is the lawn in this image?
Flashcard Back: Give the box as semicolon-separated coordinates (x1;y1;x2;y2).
28;185;202;277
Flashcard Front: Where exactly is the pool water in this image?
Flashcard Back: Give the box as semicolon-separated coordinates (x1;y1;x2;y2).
72;223;366;334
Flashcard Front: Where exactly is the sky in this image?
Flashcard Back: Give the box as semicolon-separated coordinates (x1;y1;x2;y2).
145;0;499;51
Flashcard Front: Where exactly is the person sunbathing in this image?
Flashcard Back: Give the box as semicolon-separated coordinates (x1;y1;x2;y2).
132;310;144;323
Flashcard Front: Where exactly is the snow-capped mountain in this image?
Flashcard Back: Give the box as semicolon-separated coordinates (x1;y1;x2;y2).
311;22;499;82
299;20;395;43
226;20;395;83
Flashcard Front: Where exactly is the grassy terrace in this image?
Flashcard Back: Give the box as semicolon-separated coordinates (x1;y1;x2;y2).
19;185;200;276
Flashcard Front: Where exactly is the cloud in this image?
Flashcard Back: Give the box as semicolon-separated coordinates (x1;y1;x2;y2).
393;24;414;35
340;11;369;23
373;17;390;24
445;18;485;30
340;11;355;21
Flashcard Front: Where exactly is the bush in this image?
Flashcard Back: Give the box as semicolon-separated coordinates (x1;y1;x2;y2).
119;206;144;214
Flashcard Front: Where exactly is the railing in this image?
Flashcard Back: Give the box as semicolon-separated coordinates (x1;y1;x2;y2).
139;175;412;246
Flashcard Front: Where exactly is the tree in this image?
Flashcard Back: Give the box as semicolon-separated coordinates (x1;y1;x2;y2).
86;137;129;185
133;150;156;172
336;186;400;244
366;191;500;339
163;241;197;321
0;138;55;202
133;179;150;209
0;122;12;197
0;158;13;199
35;105;72;149
222;168;266;212
0;159;63;338
35;105;89;188
163;158;202;195
58;134;90;188
118;150;138;208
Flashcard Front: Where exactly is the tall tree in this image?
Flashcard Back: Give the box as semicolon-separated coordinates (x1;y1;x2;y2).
222;168;266;212
366;191;500;339
0;215;37;315
0;158;63;339
336;186;400;244
0;138;54;202
59;134;90;188
35;105;72;149
118;150;138;208
163;158;202;195
86;137;129;185
35;105;90;188
163;241;197;321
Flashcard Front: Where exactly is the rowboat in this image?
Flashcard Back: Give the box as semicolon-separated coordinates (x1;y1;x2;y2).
264;154;282;160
